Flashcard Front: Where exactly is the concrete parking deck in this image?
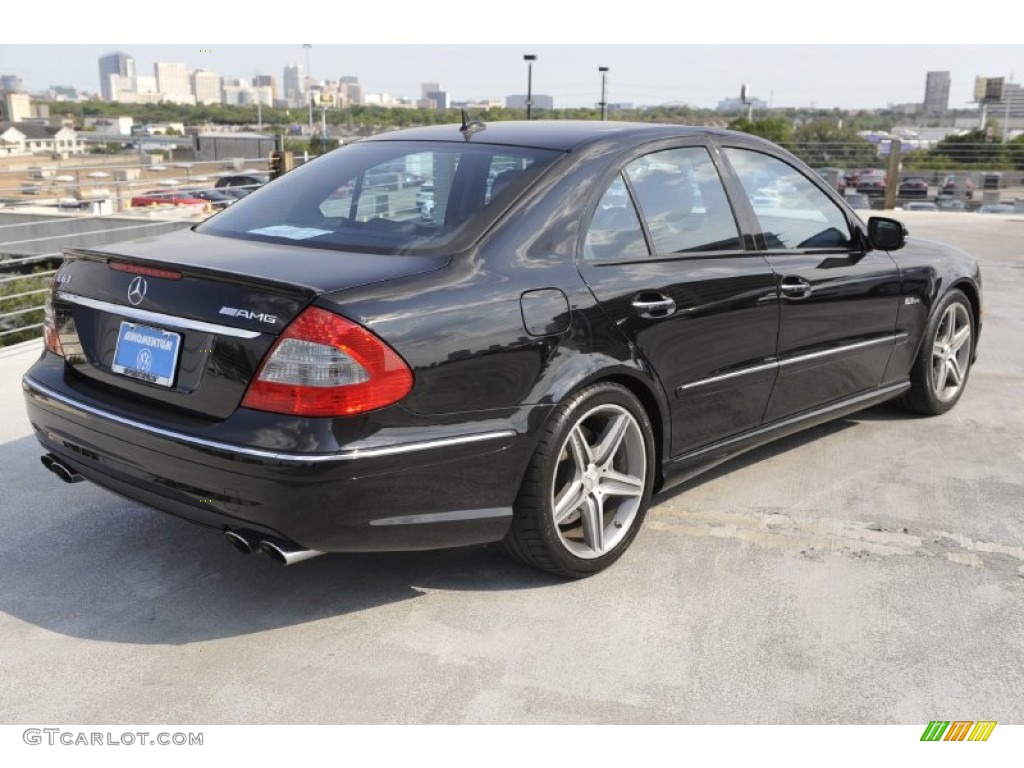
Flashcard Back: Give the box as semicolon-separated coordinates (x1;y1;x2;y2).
0;212;1022;724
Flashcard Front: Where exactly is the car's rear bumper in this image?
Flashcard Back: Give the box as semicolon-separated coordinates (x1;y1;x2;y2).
23;363;543;553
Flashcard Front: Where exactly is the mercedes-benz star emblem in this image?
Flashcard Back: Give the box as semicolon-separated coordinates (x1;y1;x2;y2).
127;276;148;306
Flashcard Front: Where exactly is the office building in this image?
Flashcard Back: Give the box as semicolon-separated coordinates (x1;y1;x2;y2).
1;74;24;92
283;64;304;107
98;52;135;101
924;71;950;116
155;62;193;104
253;74;277;103
192;70;222;105
423;83;450;110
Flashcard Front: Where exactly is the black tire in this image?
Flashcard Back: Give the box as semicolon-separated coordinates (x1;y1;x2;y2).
502;382;656;578
903;289;975;416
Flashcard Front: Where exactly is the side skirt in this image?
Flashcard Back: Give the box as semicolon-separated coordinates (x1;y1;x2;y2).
659;381;910;493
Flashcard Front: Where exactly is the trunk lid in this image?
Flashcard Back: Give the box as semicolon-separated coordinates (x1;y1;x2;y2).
53;229;447;420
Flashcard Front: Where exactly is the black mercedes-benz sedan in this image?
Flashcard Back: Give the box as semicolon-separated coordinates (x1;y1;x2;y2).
23;121;982;577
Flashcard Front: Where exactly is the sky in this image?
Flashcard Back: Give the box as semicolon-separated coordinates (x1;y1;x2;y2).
1;4;1021;111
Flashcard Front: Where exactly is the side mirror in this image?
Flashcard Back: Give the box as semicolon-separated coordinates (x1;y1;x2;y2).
867;216;908;251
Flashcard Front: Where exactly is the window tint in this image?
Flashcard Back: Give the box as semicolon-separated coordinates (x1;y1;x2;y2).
198;141;560;255
583;175;649;261
625;147;741;254
723;148;852;249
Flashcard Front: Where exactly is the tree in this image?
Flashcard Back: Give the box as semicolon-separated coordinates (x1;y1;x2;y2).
786;121;877;168
728;117;792;144
930;128;1008;168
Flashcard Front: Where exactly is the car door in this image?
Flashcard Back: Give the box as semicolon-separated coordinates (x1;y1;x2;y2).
718;145;902;422
576;143;779;457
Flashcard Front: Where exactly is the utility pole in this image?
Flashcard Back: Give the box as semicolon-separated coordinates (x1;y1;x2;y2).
524;54;536;120
304;44;313;137
598;66;609;121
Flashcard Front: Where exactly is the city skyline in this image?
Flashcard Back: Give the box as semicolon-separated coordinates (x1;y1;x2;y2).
1;44;1021;112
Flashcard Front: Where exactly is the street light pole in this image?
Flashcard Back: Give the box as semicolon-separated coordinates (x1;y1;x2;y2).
303;44;313;137
598;66;609;121
524;54;536;120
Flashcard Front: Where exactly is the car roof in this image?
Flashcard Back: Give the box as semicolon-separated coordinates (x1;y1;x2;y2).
362;120;739;152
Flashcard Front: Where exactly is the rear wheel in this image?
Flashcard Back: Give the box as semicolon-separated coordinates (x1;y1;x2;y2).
503;382;655;578
903;289;974;415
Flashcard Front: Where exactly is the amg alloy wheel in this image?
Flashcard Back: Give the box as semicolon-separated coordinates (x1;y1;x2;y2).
503;383;655;578
904;289;975;416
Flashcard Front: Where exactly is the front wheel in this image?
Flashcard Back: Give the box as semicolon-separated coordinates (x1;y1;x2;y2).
903;289;975;415
502;382;656;578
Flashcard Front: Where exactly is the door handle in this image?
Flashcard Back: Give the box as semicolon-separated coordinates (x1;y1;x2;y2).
779;276;813;300
632;292;676;319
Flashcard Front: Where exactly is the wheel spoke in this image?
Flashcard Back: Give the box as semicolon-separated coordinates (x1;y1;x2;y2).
947;357;963;386
599;468;644;498
567;425;592;467
950;324;971;354
938;310;954;344
579;495;605;555
553;480;587;525
592;413;631;467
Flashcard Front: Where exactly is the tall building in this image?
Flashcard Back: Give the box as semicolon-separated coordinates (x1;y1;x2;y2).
1;92;32;121
98;52;135;101
283;64;304;107
192;70;222;105
1;74;24;92
422;82;449;110
341;76;363;106
155;62;193;103
924;71;951;116
253;74;277;103
989;81;1024;120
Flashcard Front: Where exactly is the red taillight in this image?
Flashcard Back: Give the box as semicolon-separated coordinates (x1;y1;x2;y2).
43;278;64;357
241;307;413;417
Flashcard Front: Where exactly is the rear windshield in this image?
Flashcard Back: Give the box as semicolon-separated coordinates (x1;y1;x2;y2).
197;140;561;255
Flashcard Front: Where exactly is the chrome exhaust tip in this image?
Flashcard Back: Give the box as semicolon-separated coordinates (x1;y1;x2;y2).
41;454;84;484
259;539;325;566
224;529;259;555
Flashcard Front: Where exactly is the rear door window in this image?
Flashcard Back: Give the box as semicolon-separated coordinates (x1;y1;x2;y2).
624;147;742;254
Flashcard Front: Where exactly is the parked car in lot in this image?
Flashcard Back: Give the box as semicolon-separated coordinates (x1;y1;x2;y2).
903;201;940;211
978;203;1014;214
939;174;975;200
129;190;206;207
844;192;872;211
856;170;888;197
897;177;929;198
814;167;846;193
25;121;983;578
214;173;269;196
189;189;236;210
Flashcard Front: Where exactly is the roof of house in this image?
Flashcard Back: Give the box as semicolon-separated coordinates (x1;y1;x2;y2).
0;122;63;139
